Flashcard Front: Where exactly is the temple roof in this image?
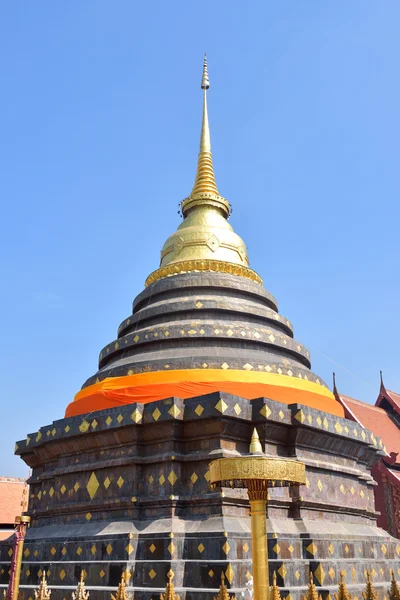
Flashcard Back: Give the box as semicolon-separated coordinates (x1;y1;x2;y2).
376;375;400;417
336;392;400;461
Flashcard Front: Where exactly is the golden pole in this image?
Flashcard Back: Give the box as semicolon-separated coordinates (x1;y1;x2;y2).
248;485;269;600
209;429;306;600
11;516;30;600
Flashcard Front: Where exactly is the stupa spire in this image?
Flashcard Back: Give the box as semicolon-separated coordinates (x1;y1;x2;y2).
182;55;231;218
199;54;211;152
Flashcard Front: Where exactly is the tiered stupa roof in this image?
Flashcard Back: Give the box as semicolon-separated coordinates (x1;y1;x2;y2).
65;56;342;419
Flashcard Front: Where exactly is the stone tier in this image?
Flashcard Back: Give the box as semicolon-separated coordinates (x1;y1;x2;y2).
82;272;325;389
4;393;399;598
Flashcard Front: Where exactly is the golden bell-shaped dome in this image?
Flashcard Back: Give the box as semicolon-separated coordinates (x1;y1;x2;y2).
146;55;261;287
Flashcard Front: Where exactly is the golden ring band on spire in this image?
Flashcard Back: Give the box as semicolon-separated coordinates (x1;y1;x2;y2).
145;259;262;287
181;192;231;218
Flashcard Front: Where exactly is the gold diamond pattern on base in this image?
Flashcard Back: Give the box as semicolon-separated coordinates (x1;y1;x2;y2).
314;564;326;585
195;404;204;416
168;542;176;555
273;543;281;555
215;399;228;413
131;409;142;423
168;470;178;485
222;541;230;555
225;563;234;585
168;404;181;418
260;405;271;419
125;543;134;555
86;472;100;500
306;542;317;556
152;408;161;421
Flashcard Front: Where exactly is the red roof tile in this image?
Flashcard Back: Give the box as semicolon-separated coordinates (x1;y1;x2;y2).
0;478;28;524
338;394;400;461
386;389;400;415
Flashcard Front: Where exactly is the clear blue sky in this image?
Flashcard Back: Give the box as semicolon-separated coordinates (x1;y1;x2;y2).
1;2;399;477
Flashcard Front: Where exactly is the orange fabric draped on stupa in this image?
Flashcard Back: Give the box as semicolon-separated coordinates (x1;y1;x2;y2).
65;369;343;418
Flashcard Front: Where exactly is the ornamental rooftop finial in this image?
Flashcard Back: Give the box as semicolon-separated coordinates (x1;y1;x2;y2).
201;53;210;90
181;54;231;218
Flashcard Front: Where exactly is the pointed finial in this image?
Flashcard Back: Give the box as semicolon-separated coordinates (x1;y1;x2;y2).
389;569;400;600
34;572;51;600
160;570;180;600
300;571;321;600
334;571;352;600
213;572;234;600
249;427;263;455
362;571;378;600
110;574;128;600
270;571;282;600
72;571;90;600
181;56;231;219
201;53;210;90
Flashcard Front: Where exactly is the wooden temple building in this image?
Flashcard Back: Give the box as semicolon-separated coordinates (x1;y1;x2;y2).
335;375;400;540
1;57;399;599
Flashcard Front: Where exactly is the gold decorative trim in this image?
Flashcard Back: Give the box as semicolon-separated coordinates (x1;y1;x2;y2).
145;260;262;287
209;456;306;487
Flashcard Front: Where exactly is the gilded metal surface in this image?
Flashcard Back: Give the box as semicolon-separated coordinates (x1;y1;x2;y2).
72;572;89;600
182;54;230;218
110;576;128;600
146;259;262;287
34;573;51;600
209;456;306;487
152;56;259;286
249;428;264;455
213;573;235;600
270;572;282;600
159;205;249;270
250;498;269;600
160;570;180;600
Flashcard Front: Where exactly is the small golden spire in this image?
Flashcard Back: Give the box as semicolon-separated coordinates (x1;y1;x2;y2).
362;571;378;600
110;574;128;600
249;427;263;455
213;572;235;600
182;55;230;218
389;569;400;600
270;571;282;600
335;571;352;600
301;571;323;600
160;570;180;600
72;571;90;600
34;572;51;600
